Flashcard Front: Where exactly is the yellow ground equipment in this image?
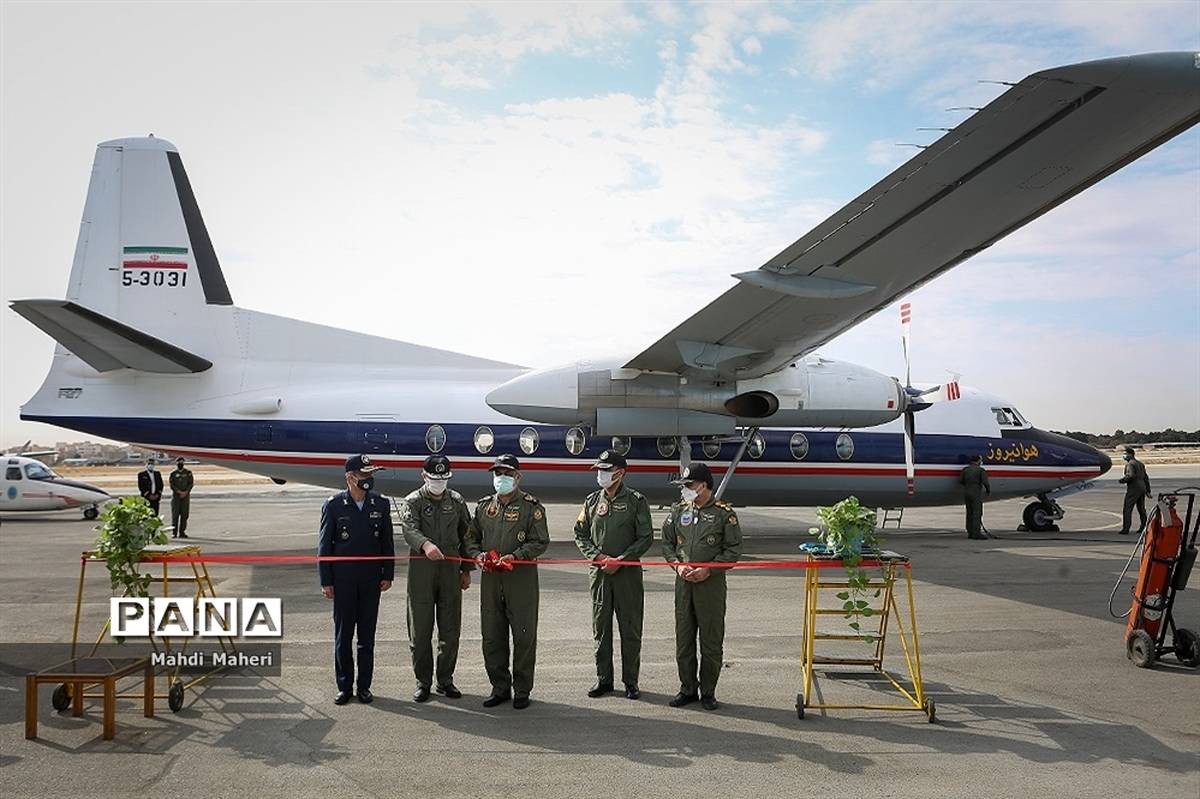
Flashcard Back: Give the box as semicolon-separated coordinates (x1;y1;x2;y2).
797;549;934;722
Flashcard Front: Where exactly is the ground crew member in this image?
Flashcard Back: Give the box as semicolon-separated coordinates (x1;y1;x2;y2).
318;454;395;705
466;454;549;710
960;454;991;540
138;457;163;515
1119;446;1152;535
573;449;653;700
399;455;473;702
661;463;741;711
169;457;193;538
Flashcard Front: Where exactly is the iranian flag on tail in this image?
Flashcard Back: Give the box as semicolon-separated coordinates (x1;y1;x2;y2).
122;245;189;269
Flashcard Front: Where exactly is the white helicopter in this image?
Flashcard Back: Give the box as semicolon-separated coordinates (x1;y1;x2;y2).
8;53;1198;531
0;451;111;520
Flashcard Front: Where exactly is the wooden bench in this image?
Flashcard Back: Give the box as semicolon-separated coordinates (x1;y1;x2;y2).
25;656;153;740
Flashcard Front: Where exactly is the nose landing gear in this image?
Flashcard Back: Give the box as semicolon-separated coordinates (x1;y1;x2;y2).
1021;495;1062;533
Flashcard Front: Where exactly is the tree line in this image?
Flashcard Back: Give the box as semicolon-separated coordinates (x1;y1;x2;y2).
1054;429;1200;446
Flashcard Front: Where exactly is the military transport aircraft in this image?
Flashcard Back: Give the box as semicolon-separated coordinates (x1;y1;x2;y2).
11;53;1198;531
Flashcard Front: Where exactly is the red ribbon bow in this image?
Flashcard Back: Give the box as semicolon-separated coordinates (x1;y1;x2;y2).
481;549;514;573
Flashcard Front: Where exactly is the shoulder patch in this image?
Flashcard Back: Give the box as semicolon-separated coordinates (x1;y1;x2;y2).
631;489;644;501
404;488;422;502
523;492;541;505
449;489;465;503
715;500;732;510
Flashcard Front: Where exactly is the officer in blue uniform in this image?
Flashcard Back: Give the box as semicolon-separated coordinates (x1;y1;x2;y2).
318;454;396;705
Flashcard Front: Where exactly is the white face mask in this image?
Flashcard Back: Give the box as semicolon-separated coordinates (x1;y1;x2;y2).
425;478;448;496
681;486;699;503
596;470;616;488
493;474;516;495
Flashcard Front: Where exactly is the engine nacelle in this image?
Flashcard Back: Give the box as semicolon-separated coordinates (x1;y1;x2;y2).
485;356;905;434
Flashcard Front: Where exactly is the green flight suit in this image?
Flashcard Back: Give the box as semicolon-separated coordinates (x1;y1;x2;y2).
661;498;742;697
169;467;194;536
1119;456;1152;533
400;486;473;690
573;482;653;686
960;462;991;538
467;491;550;698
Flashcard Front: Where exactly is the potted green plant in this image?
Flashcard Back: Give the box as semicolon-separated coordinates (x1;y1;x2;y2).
93;496;168;600
809;496;888;641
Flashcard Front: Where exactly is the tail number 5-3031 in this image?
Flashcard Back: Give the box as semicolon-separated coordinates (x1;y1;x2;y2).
121;270;187;287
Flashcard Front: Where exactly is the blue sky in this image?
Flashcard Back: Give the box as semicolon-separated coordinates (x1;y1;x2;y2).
1;1;1198;444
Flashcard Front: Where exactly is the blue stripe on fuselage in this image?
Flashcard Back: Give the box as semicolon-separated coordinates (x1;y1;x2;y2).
21;415;1109;471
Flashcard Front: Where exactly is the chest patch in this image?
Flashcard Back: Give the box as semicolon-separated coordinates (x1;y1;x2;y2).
504;509;520;522
423;505;434;516
340;530;350;540
597;502;609;516
612;502;627;512
680;511;693;526
533;508;543;521
486;502;499;518
705;534;718;546
441;504;455;514
516;531;526;542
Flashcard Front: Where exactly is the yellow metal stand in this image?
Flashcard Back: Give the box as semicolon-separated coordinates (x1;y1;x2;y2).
64;544;235;713
797;550;934;722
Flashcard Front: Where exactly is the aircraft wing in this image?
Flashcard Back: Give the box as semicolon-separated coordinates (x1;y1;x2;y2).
624;52;1200;379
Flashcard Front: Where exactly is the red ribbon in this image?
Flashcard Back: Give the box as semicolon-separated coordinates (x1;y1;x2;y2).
130;551;905;571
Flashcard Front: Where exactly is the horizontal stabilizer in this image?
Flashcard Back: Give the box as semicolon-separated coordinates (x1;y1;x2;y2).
10;299;212;374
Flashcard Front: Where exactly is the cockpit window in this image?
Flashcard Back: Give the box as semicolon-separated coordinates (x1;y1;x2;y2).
992;407;1026;427
24;463;55;480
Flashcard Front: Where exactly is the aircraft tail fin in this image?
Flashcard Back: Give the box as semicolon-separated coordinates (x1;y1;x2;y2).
10;299;212;374
56;136;232;354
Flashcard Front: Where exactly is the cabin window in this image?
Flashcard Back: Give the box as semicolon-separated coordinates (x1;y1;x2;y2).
790;433;810;461
835;433;855;461
702;437;721;459
425;424;446;453
5;467;21;481
657;436;677;458
565;427;586;455
747;431;766;459
473;426;494;454
611;436;631;456
519;427;540;455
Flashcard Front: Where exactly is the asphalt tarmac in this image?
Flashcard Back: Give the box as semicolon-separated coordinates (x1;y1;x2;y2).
1;467;1198;798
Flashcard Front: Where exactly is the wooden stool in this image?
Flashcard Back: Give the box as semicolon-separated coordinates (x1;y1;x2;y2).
25;657;154;740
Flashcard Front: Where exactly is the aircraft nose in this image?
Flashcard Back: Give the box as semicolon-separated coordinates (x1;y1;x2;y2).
1095;447;1112;476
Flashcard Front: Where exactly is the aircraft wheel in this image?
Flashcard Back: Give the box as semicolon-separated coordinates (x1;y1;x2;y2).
1127;629;1157;668
168;682;185;712
1174;628;1200;667
51;683;72;712
83;506;99;521
795;693;805;719
1022;502;1056;533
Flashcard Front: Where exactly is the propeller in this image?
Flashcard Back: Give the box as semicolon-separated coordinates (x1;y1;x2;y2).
898;303;941;495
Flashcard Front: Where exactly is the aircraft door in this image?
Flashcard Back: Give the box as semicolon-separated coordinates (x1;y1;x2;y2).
3;464;22;504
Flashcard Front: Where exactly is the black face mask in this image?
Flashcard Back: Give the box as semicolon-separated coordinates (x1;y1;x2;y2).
355;477;374;492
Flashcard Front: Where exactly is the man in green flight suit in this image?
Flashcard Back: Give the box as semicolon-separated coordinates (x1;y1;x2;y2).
960;454;991;540
169;457;194;538
661;462;742;711
1118;446;1152;535
466;454;550;710
399;455;473;703
573;449;653;700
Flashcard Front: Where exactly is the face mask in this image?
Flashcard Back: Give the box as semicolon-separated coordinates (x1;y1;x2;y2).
425;478;448;496
1123;455;1131;461
681;486;699;503
147;465;156;472
596;470;616;488
355;477;374;492
493;474;516;495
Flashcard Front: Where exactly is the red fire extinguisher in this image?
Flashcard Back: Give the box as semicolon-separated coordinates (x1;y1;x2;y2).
1118;493;1199;668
